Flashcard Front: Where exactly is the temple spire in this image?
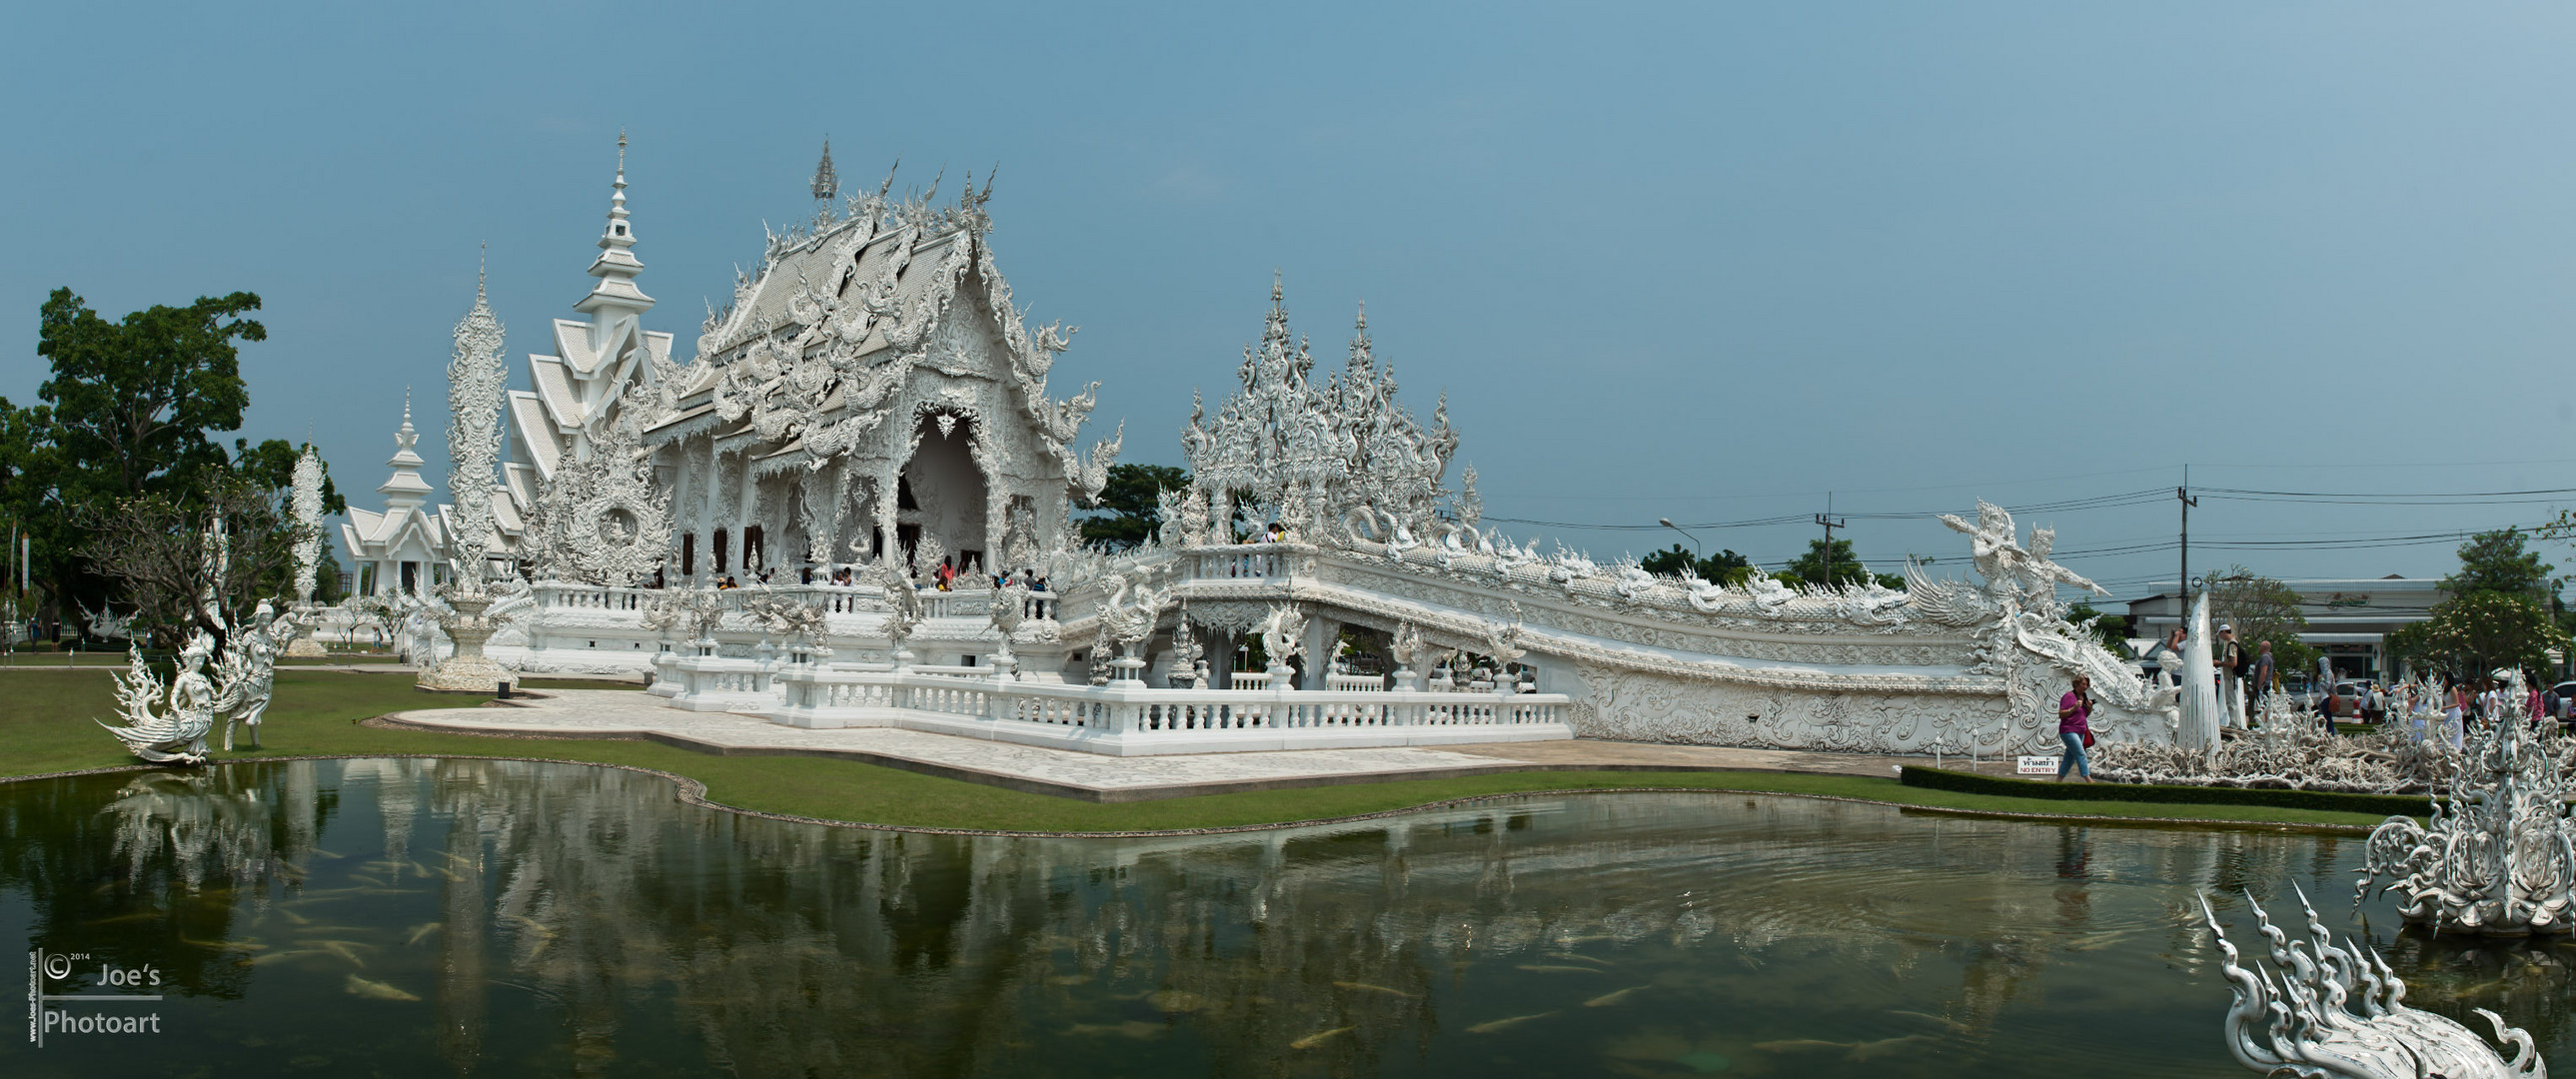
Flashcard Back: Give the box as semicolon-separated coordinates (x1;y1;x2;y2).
579;129;653;317
811;136;838;203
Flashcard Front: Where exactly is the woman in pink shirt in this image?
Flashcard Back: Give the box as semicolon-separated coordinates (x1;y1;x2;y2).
2056;675;2093;783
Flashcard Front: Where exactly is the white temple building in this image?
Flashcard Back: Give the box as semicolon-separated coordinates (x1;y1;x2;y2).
344;133;2185;759
339;398;451;597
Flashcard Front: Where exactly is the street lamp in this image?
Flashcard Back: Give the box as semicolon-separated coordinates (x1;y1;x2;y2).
1658;519;1703;561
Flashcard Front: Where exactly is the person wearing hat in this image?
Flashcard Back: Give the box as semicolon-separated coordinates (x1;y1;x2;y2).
2216;624;2244;729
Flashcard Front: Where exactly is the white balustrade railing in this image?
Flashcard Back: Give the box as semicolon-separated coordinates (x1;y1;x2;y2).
528;581;1059;622
1326;672;1386;692
1228;670;1275;690
765;666;1569;752
1190;547;1291;581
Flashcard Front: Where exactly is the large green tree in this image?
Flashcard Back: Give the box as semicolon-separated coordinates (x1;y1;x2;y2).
6;287;341;635
2204;566;2317;676
1077;464;1190;549
2443;527;2557;601
2388;528;2569;679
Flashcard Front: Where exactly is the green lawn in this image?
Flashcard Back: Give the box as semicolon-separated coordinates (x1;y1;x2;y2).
0;667;2399;834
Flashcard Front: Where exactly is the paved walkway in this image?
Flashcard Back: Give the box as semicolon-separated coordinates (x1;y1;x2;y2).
383;689;2017;801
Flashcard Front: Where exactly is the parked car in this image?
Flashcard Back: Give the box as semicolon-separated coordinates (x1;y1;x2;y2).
2549;681;2576;726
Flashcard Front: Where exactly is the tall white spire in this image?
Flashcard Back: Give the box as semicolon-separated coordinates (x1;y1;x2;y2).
579;128;653;317
380;390;432;508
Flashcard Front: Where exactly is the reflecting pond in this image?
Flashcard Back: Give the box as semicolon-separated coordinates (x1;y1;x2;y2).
2;758;2569;1077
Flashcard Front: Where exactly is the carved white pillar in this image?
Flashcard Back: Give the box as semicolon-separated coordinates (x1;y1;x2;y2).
1300;614;1333;690
702;445;725;573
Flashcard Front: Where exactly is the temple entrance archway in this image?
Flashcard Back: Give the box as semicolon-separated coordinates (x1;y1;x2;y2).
899;413;989;579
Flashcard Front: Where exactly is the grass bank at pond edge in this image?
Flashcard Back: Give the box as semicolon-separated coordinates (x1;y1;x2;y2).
0;667;2399;834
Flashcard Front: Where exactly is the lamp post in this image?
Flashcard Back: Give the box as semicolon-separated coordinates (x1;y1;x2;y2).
1658;519;1703;563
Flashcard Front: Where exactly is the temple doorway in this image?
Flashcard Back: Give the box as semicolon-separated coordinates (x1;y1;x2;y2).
899;413;989;578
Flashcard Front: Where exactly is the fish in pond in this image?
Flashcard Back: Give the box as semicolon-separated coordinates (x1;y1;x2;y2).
314;941;372;968
1515;965;1603;974
1844;1035;1934;1061
1583;985;1651;1007
1290;1026;1355;1050
1064;1021;1164;1039
249;949;328;966
344;975;420;1002
1043;974;1088;987
1467;1011;1557;1034
404;923;443;946
180;935;262;951
1889;1009;1972;1033
1145;990;1209;1013
1332;981;1419;999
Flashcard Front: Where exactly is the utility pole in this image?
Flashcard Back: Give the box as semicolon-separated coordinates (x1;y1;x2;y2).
2177;465;2198;608
1816;493;1848;586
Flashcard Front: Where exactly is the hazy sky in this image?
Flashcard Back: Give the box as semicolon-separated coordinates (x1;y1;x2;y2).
10;2;2576;598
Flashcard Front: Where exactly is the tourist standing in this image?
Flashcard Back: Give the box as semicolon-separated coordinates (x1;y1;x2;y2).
2057;675;2094;783
2216;625;2244;728
2319;684;2341;735
2248;641;2276;709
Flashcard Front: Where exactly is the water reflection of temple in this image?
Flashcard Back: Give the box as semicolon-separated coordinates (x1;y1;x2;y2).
6;759;2567;1075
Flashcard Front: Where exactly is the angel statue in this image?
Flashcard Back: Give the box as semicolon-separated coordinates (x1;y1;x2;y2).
99;635;220;765
988;580;1028;665
214;599;292;750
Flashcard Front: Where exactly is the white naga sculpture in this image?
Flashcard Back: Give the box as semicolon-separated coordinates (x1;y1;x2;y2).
1256;604;1308;681
99;636;220;765
2202;888;2548;1078
1099;567;1173;681
2356;670;2576;937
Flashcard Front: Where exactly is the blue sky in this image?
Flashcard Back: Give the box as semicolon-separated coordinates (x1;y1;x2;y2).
8;2;2576;598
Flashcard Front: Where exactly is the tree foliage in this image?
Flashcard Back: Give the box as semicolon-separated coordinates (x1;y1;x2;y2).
2387;590;2567;678
2204;565;2316;675
1640;543;1755;586
1077;464;1190;549
2066;603;2130;651
3;287;342;634
2388;529;2571;679
1781;538;1905;589
2443;527;2557;602
77;473;314;652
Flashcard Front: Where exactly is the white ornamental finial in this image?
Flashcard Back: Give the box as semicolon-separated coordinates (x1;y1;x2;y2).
811;136;838;203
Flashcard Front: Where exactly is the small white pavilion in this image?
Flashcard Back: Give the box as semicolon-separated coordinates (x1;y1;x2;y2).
340;398;451;597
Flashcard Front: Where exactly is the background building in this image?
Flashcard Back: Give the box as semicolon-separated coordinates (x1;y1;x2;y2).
2124;575;2445;683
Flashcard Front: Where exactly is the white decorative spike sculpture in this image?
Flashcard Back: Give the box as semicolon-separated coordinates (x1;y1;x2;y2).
2201;887;2547;1078
282;445;330;656
420;265;519;691
2178;591;2223;757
